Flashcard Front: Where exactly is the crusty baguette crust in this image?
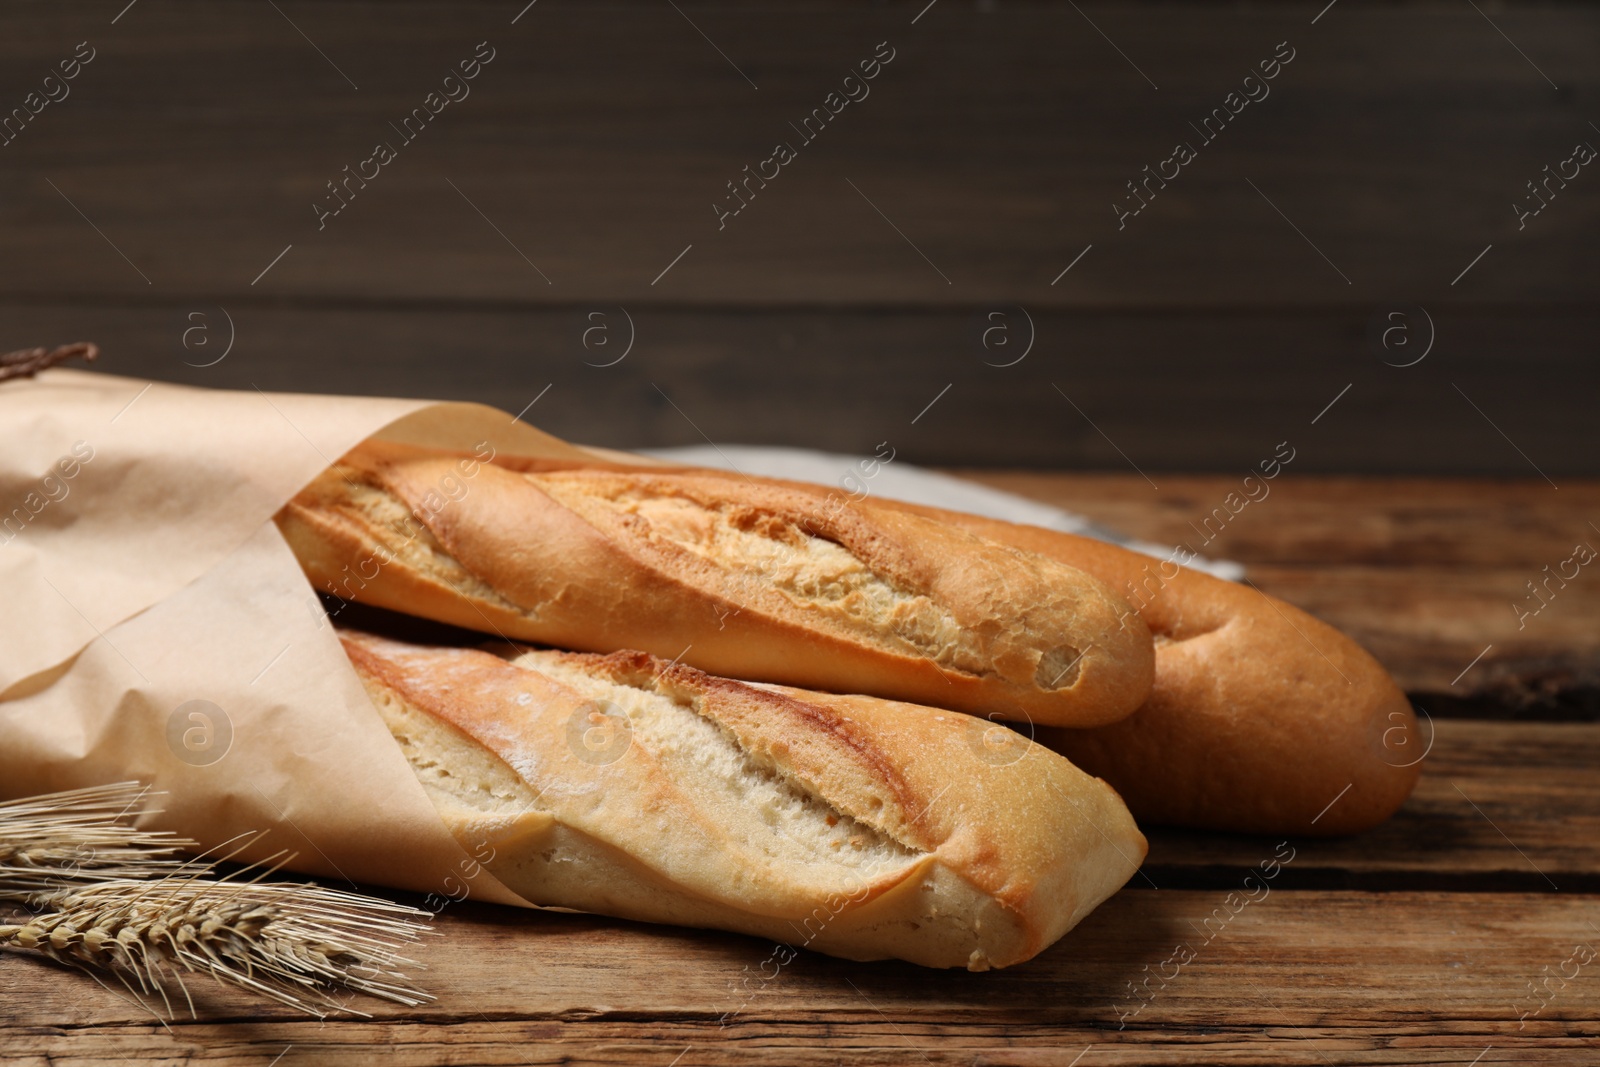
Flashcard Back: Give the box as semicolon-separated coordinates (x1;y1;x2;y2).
451;454;1422;835
873;505;1424;836
280;442;1154;727
340;630;1146;970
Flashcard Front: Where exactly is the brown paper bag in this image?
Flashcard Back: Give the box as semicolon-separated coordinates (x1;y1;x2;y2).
0;368;614;906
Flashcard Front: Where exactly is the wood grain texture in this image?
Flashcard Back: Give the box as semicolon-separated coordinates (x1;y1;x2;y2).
3;301;1596;476
2;3;1595;307
3;891;1596;1064
1;544;1592;1062
960;474;1600;569
1142;720;1600;891
1247;564;1599;709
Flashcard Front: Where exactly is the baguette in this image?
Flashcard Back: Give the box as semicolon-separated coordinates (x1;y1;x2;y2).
875;504;1425;836
339;629;1147;970
279;443;1154;727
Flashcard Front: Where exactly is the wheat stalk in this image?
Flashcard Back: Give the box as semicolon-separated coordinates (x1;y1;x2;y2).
0;784;434;1017
0;782;198;895
1;866;434;1017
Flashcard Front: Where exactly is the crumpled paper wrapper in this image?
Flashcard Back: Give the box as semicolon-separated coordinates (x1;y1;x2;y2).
0;369;621;906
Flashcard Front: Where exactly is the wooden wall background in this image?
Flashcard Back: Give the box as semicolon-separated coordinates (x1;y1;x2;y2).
2;0;1595;473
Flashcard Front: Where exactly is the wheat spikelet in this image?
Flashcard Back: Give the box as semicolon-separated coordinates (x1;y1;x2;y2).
1;867;434;1017
0;784;434;1016
0;782;198;895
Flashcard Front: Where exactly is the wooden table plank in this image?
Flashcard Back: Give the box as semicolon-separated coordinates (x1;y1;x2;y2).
1;468;1589;1062
960;474;1600;570
4;892;1596;1063
1143;720;1599;891
1245;565;1599;709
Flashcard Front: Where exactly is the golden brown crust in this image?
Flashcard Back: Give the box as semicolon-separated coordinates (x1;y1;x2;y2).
340;629;1147;969
279;442;1154;727
470;453;1422;835
873;506;1424;836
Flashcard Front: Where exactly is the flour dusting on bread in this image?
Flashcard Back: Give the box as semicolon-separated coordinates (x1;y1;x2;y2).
281;443;1156;726
339;629;1148;969
528;474;987;675
508;646;919;874
318;469;524;613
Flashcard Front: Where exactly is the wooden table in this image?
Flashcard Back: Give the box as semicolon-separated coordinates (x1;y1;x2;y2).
5;475;1597;1065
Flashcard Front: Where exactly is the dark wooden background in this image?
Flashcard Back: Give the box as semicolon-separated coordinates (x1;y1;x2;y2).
3;0;1596;473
